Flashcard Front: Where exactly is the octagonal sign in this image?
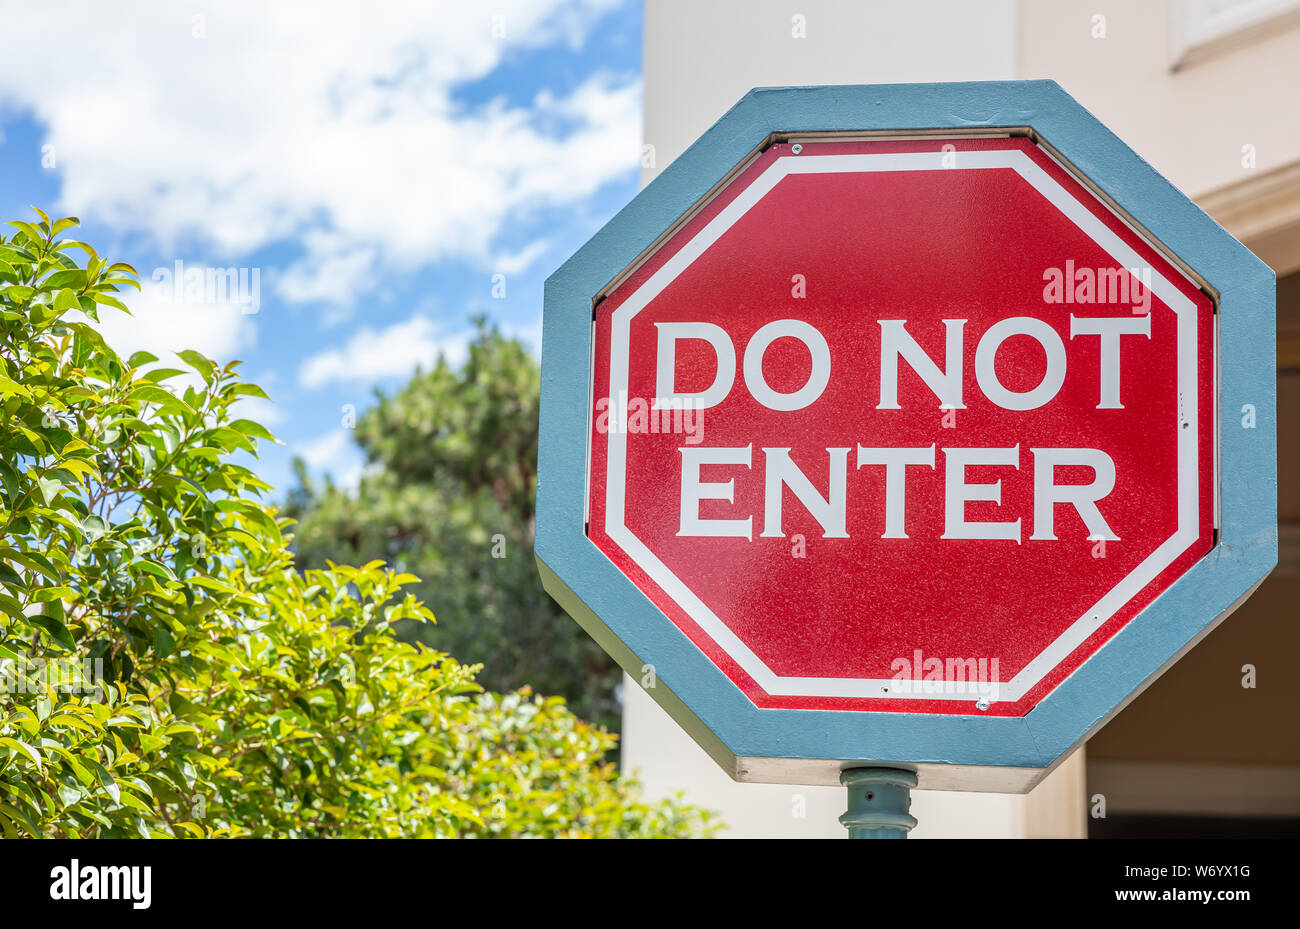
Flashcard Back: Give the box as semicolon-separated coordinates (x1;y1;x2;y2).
538;83;1275;790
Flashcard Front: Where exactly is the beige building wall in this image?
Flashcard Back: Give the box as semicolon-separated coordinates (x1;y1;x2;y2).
640;0;1017;186
1018;0;1300;195
1019;0;1300;274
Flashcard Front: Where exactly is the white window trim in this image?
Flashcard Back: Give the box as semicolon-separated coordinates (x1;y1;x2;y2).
1170;0;1300;70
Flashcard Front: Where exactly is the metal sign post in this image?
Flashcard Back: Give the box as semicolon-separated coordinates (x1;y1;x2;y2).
840;768;917;839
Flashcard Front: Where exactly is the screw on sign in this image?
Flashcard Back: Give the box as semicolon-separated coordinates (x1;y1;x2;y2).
536;83;1276;837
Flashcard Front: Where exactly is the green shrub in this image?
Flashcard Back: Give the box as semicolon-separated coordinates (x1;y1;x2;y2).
0;210;715;838
287;321;623;731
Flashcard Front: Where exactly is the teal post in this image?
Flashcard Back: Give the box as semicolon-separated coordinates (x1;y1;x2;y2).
839;768;918;839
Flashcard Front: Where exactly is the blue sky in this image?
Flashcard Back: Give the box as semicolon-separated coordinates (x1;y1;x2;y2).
0;0;642;498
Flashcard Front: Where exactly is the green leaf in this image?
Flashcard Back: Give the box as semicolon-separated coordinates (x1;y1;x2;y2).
71;332;92;368
0;374;31;399
47;714;100;736
0;737;43;772
56;240;98;262
53;288;80;312
176;349;215;383
43;269;88;290
226;418;276;442
36;476;65;504
31;586;74;603
93;293;129;313
24;613;76;651
55;457;99;482
119;792;152;814
85;758;120;804
153;626;175;657
137;560;177;582
188;576;239;596
6;220;45;245
2;549;60;582
142;367;185;383
130;384;186;412
225;383;271;401
83;514;108;540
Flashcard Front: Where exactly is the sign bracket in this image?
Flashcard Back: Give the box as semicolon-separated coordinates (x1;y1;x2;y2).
839;767;919;839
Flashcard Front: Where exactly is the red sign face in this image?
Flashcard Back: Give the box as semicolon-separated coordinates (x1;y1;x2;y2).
587;137;1215;717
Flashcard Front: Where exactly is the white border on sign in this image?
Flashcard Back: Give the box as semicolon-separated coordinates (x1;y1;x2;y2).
601;148;1200;704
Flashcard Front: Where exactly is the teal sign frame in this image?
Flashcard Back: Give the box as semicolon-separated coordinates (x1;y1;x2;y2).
535;81;1276;791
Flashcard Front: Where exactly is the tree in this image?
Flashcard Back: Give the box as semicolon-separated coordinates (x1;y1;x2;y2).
0;211;714;837
287;322;623;731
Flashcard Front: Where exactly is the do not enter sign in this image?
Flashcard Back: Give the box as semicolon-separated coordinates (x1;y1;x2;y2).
538;83;1275;790
587;135;1215;717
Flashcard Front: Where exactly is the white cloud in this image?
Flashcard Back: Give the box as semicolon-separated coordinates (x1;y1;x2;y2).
298;314;469;389
0;1;639;309
297;429;352;471
490;240;552;277
88;273;257;364
271;237;378;308
295;428;363;489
